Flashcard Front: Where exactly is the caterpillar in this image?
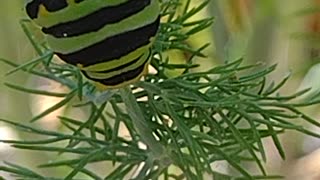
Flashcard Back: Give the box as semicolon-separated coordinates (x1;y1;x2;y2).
25;0;160;89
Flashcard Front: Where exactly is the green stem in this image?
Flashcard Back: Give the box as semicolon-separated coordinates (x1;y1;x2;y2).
119;87;168;160
120;87;172;178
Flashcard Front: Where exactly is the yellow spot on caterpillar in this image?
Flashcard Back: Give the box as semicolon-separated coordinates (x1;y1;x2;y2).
67;0;76;5
38;4;49;17
77;63;84;69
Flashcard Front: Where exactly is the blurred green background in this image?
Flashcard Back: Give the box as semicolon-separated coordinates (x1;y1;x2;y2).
1;0;320;179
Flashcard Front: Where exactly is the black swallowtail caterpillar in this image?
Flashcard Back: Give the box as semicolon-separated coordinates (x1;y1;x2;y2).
25;0;160;89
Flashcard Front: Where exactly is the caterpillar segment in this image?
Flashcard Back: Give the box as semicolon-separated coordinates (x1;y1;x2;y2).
25;0;160;89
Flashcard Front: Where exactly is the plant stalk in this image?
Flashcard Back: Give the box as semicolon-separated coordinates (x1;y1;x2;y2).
119;87;169;161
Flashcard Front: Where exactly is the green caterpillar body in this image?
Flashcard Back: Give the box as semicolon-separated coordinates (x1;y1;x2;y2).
25;0;160;89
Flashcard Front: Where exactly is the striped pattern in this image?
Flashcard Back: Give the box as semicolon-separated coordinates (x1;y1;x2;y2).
25;0;160;89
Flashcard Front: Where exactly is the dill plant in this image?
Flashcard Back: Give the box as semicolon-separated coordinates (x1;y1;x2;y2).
0;0;320;179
